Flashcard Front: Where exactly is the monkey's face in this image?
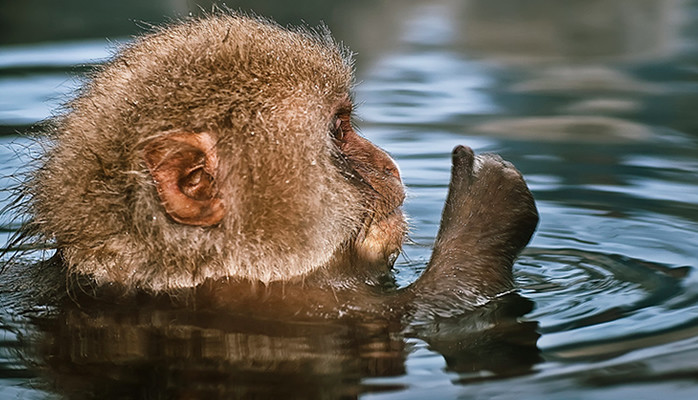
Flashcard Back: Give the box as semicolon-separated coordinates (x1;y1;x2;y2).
329;99;407;268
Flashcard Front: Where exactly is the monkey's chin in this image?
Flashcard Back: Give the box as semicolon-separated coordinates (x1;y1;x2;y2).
355;209;407;268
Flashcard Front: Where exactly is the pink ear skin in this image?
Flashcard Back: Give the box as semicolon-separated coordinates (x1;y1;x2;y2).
143;132;225;226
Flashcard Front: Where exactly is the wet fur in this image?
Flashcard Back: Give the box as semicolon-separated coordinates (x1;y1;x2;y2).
4;13;538;320
16;14;374;291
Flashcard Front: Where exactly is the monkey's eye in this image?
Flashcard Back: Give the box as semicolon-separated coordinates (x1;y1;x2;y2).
331;111;352;141
331;116;344;140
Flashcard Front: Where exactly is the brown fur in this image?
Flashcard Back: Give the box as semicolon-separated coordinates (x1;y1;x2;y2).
21;14;402;291
9;13;537;319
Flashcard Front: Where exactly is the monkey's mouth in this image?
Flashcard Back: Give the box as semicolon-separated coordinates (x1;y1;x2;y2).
386;248;401;268
356;208;407;268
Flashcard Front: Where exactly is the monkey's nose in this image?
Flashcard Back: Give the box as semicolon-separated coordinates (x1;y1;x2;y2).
384;165;400;180
378;151;402;181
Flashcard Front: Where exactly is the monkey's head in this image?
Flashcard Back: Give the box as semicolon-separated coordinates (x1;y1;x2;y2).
27;15;406;291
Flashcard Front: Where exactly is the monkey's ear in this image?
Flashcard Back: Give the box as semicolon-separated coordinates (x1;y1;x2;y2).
143;132;225;226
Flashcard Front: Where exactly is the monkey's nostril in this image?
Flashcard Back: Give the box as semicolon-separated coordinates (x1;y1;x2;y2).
385;166;400;179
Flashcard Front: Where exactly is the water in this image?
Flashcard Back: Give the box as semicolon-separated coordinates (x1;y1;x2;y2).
1;1;698;399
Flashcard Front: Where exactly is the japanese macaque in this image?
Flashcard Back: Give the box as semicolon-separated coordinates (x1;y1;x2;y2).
12;13;538;320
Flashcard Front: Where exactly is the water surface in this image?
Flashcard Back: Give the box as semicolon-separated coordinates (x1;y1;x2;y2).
1;1;697;399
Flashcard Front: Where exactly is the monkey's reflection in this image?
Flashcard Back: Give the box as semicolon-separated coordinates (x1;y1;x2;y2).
33;293;539;399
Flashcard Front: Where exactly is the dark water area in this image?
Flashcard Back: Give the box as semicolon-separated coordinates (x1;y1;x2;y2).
1;0;698;399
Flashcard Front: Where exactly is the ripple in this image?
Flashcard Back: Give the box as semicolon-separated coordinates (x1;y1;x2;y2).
516;248;696;361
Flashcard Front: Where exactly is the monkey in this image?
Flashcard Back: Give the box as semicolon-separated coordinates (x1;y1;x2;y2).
1;14;541;397
8;13;539;321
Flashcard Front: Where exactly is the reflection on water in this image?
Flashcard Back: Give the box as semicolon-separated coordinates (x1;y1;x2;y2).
11;287;537;398
2;0;698;398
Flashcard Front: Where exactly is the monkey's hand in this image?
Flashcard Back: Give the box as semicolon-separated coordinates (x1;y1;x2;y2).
404;146;539;319
438;145;539;258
